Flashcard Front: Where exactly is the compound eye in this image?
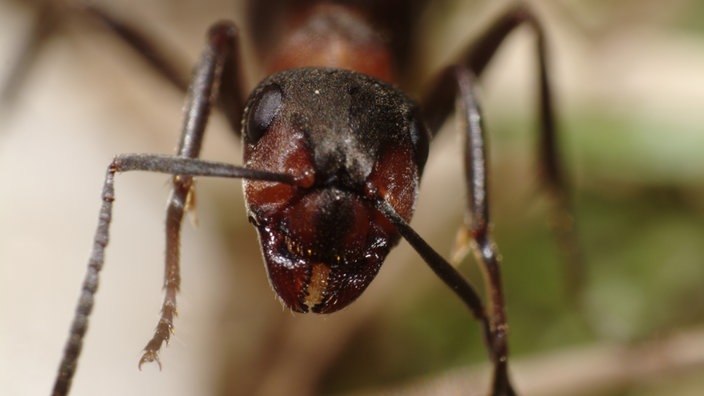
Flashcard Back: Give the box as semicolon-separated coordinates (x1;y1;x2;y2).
246;83;283;143
408;113;430;172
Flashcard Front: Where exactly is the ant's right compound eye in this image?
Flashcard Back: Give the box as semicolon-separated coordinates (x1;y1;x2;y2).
245;83;282;143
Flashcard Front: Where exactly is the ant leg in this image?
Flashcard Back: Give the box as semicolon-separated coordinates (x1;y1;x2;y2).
136;22;245;368
51;154;295;396
3;2;189;103
456;68;515;396
421;66;517;395
375;67;514;390
79;5;247;133
424;4;582;295
52;20;246;395
77;4;190;93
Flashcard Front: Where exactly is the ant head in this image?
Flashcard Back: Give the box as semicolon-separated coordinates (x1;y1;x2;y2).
241;67;429;313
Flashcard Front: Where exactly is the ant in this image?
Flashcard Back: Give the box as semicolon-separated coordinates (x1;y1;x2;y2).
34;1;579;395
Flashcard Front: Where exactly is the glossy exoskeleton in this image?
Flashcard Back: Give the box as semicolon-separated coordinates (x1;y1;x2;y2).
243;69;427;313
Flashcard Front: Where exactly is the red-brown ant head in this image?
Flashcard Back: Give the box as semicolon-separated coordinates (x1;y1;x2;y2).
242;68;429;313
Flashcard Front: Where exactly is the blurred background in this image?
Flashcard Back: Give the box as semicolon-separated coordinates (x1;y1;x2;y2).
1;0;703;395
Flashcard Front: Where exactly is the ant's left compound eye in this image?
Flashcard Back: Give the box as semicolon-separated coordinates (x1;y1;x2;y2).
245;83;282;143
